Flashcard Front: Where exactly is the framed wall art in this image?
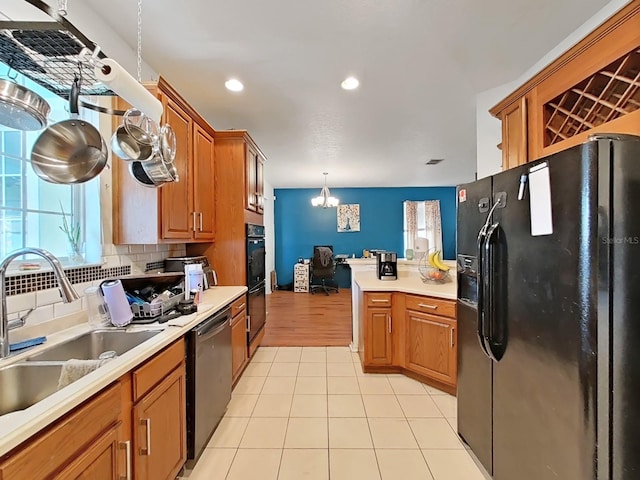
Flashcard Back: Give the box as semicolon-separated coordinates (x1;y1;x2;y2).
337;204;360;232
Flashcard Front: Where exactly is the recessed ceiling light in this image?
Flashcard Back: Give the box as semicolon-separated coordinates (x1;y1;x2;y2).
341;76;359;90
225;79;244;92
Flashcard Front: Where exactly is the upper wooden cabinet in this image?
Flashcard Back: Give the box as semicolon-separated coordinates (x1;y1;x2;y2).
112;77;215;244
491;1;640;169
500;97;528;170
187;130;266;285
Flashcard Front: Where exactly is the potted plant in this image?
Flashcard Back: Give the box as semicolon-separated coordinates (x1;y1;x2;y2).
59;201;83;264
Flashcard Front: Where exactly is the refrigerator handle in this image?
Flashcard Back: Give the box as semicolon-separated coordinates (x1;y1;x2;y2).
476;228;492;358
483;222;502;362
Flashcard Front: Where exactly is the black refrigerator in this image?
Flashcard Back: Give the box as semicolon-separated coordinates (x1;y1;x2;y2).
456;134;640;480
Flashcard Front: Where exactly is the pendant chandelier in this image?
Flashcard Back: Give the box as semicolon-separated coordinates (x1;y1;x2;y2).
311;172;339;208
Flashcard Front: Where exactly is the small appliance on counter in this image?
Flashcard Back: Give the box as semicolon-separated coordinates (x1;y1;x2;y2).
165;255;217;289
100;279;133;326
377;252;398;280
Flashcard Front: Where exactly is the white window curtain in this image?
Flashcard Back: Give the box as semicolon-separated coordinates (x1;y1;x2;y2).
403;200;443;257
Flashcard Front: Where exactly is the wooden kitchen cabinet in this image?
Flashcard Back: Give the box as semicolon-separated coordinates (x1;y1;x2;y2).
0;339;190;480
360;292;457;394
56;423;123;480
491;2;640;169
406;310;457;386
188;130;267;286
159;95;192;240
500;97;527;171
362;293;394;366
132;339;186;480
133;366;186;480
245;142;265;214
231;295;248;384
193;124;215;240
112;77;215;244
405;294;457;387
0;384;123;480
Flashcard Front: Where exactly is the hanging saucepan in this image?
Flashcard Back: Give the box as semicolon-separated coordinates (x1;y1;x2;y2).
129;156;178;188
30;77;108;184
0;77;50;131
110;108;158;162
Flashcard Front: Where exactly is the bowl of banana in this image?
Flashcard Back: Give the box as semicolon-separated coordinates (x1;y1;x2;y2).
419;250;452;284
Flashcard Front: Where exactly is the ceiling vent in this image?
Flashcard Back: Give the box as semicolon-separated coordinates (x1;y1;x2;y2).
425;158;444;166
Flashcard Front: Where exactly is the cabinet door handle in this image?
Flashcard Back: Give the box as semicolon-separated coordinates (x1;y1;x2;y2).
371;299;389;303
199;212;203;231
140;418;151;456
388;314;392;334
119;440;131;480
451;328;455;348
236;303;246;310
418;303;438;310
191;212;197;232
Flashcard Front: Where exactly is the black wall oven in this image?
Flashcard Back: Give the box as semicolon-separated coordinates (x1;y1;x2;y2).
246;223;266;344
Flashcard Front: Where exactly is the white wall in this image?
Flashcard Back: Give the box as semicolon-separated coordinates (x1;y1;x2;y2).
263;180;276;295
475;81;519;179
475;0;631;178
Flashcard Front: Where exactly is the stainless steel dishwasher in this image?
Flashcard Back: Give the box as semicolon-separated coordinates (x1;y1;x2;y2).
185;306;232;464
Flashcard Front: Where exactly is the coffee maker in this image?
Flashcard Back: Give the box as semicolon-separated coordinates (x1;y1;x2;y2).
377;252;398;281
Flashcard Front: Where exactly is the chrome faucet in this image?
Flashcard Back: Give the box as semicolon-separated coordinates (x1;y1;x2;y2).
0;248;80;358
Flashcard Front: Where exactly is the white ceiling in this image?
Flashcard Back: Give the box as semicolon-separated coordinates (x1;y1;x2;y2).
15;0;616;188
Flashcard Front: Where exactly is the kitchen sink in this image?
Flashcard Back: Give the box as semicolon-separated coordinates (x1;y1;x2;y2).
0;362;63;416
25;329;161;362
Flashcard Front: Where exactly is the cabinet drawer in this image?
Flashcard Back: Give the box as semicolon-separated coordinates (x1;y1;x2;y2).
0;383;121;480
366;293;392;307
133;339;185;402
405;295;456;318
231;295;247;318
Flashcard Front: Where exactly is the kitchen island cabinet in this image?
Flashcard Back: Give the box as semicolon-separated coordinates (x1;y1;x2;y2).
112;77;215;244
405;295;457;387
363;293;393;366
353;266;457;395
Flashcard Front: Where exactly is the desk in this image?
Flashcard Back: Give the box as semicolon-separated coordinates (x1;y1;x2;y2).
294;263;310;292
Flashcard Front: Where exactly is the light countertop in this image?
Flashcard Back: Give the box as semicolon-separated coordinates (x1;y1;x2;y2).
0;286;247;457
352;268;457;299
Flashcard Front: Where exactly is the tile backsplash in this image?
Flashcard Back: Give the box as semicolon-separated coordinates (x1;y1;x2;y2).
6;243;186;327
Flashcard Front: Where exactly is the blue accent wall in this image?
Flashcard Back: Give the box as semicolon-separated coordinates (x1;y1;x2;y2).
274;187;456;286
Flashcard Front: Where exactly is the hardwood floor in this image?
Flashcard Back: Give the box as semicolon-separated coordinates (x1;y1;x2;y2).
262;289;352;347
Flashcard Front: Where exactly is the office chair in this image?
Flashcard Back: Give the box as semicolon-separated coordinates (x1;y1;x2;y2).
310;246;339;295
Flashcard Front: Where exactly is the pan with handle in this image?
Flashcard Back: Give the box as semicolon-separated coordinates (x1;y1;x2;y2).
30;76;108;184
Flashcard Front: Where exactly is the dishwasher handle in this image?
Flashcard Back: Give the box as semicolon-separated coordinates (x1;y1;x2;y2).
195;308;231;339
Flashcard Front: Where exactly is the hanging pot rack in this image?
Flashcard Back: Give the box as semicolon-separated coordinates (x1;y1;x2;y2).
0;0;152;117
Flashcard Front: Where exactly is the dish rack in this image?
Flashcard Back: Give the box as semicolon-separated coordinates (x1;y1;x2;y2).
130;292;184;320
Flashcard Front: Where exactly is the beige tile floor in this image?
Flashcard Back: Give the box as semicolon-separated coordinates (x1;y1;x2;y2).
180;346;490;480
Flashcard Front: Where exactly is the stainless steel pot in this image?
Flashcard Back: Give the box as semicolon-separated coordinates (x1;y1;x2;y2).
129;157;177;188
110;108;157;162
140;153;176;183
30;77;108;184
0;78;50;131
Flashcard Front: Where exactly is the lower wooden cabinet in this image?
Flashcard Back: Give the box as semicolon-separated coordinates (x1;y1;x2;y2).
406;310;457;386
57;423;123;480
360;291;457;392
0;339;187;480
0;384;123;480
133;365;186;480
365;308;393;366
232;314;247;382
